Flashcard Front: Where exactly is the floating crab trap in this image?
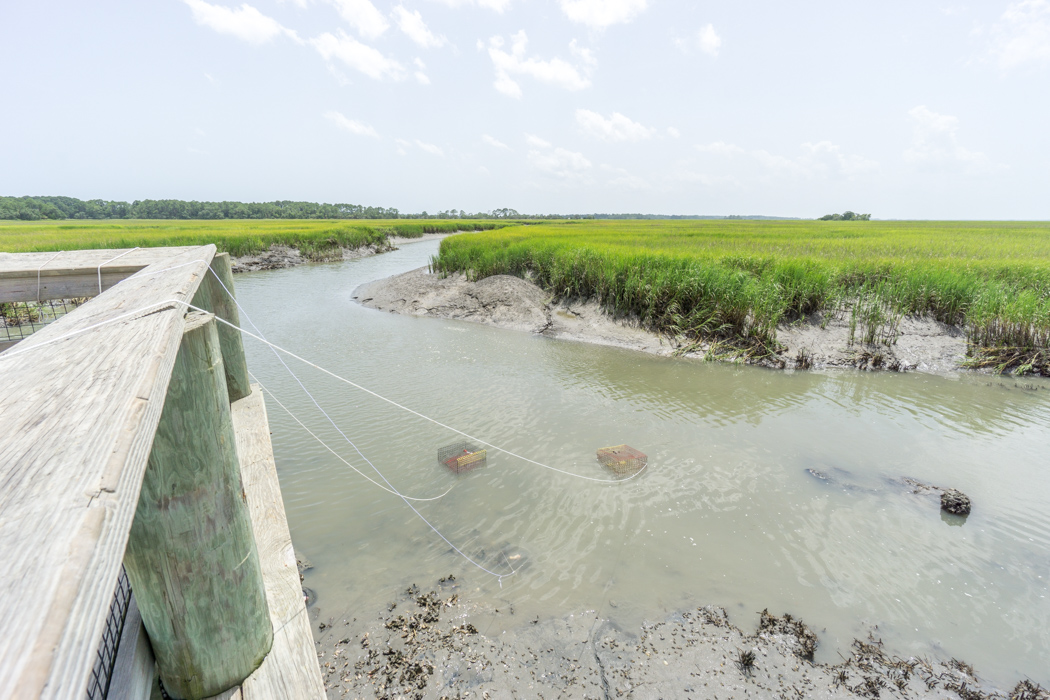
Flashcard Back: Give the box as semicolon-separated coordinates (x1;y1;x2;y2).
596;444;647;476
438;441;487;474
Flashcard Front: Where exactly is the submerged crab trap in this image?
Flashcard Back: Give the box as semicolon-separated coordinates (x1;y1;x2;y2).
596;444;647;476
438;442;488;474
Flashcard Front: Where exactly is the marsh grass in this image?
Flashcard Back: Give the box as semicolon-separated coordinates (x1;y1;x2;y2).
433;219;1050;373
0;219;503;257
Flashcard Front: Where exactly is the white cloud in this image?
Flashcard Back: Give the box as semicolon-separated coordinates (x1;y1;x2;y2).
676;23;721;57
482;134;510;149
528;147;592;178
326;63;352;85
559;0;647;29
415;140;445;156
525;133;552;148
800;141;879;177
666;127;680;138
324;110;380;138
428;0;512;11
989;0;1050;69
903;105;984;168
527;136;591;178
698;24;721;57
576;109;655;142
328;0;389;39
698;140;878;179
394;6;446;48
395;138;411;155
486;31;592;98
183;0;301;44
413;57;431;83
311;31;406;80
569;39;598;68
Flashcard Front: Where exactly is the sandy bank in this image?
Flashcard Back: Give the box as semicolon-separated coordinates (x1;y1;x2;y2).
353;268;969;374
230;233;452;273
313;576;1033;699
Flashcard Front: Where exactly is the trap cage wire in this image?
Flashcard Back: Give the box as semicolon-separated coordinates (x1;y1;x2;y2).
438;441;487;474
1;298;87;347
596;444;647;476
85;566;133;700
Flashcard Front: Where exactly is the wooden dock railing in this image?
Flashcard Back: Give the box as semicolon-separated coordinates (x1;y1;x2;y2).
0;247;324;699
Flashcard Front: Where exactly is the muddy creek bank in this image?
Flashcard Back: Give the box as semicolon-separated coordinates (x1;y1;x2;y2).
354;268;968;374
233;238;1050;693
313;577;1041;699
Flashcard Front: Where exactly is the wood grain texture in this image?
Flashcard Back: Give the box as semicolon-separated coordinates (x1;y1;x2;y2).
0;246;214;700
190;253;251;403
124;312;272;700
230;387;326;700
0;248;206;303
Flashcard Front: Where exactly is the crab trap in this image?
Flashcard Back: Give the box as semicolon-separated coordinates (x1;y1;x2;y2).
438;441;488;474
596;444;647;476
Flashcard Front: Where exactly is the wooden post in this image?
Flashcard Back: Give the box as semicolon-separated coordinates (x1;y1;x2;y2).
191;252;251;403
123;311;272;700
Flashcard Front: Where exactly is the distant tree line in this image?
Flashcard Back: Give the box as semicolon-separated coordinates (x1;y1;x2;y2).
819;211;871;221
0;195;806;221
0;196;404;221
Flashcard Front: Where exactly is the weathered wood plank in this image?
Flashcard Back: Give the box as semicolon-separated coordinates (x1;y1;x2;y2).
0;247;205;302
230;387;326;700
0;246;215;700
124;312;272;700
107;595;155;700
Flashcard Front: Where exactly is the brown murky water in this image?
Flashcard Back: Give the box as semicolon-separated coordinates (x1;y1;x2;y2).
234;239;1050;687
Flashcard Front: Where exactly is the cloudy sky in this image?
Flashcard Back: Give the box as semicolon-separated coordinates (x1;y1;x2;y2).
2;0;1048;218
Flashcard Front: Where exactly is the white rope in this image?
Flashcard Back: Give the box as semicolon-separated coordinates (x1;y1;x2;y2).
1;293;646;486
1;273;651;581
97;248;140;294
36;251;63;302
1;296;517;580
250;373;454;502
202;270;458;501
204;274;516;583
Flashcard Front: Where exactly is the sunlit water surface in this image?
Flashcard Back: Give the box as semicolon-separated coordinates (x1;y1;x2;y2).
234;239;1050;687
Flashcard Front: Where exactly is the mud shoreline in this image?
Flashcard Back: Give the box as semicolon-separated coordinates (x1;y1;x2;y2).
354;268;969;375
312;576;1040;699
230;233;452;273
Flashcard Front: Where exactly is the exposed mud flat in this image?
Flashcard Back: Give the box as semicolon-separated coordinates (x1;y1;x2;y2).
230;234;452;273
353;268;970;374
314;578;1038;699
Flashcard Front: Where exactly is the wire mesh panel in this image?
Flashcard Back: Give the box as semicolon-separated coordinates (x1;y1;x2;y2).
1;299;87;346
596;444;648;476
438;441;487;474
85;567;133;700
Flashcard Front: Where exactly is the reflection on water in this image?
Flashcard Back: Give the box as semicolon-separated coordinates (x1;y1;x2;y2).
234;240;1050;687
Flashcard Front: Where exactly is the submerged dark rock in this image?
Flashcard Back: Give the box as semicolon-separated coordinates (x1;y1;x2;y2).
941;488;972;516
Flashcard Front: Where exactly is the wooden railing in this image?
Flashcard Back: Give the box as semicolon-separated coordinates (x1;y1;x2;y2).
0;247;323;700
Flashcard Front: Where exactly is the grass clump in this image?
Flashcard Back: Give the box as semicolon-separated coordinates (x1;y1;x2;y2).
0;219;503;258
431;219;1050;373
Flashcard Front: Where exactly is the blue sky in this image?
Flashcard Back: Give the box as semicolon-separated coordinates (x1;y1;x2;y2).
1;0;1048;217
